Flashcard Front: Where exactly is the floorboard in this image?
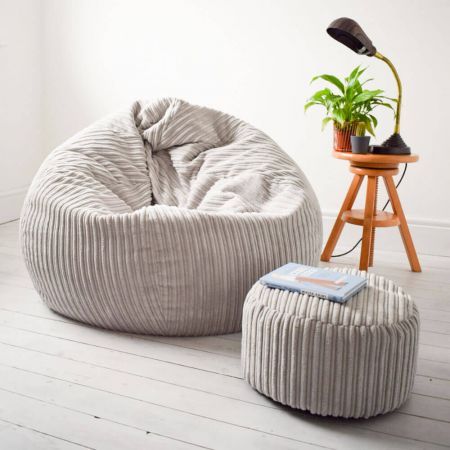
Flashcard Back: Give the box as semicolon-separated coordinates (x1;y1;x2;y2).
0;419;88;450
1;220;450;449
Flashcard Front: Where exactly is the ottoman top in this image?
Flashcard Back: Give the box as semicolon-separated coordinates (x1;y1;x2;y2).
248;268;416;327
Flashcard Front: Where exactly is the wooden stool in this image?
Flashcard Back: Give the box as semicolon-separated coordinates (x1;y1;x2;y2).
321;152;421;272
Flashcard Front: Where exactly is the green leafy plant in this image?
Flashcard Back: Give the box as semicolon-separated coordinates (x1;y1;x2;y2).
304;66;396;136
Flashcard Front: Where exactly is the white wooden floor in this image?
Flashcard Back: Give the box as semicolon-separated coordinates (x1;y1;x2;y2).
0;220;449;450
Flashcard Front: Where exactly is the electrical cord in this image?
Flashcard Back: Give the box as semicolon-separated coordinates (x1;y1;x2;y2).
331;163;408;258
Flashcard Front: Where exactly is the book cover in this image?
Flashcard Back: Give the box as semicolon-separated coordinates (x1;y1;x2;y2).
259;263;367;303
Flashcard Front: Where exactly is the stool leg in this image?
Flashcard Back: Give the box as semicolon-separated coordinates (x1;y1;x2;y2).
383;176;422;272
359;176;377;271
369;177;379;267
321;174;364;262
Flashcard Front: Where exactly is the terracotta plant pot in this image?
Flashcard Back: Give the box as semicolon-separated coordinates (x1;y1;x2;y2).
333;122;358;152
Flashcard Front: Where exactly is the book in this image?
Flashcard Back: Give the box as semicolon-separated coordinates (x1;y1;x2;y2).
259;263;367;303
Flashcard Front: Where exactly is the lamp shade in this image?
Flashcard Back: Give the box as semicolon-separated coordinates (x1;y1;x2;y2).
327;18;377;57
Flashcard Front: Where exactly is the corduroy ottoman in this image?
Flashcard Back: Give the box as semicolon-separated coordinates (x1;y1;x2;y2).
242;268;420;418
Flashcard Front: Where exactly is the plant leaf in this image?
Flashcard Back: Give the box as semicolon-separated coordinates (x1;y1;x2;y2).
379;95;398;102
321;117;333;130
360;78;374;87
365;120;375;137
347;65;361;83
304;101;318;112
332;109;346;126
353;89;384;103
311;74;345;94
347;66;367;86
369;114;378;128
375;102;397;114
310;88;332;102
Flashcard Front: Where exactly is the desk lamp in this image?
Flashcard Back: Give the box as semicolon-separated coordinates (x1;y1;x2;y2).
327;17;411;155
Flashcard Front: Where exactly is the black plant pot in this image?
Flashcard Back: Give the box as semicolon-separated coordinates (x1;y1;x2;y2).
351;135;371;154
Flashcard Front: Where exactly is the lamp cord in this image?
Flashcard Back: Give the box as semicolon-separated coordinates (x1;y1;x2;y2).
331;163;408;258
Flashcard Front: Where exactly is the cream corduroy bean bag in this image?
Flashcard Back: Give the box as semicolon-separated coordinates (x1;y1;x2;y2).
20;98;322;336
242;269;420;418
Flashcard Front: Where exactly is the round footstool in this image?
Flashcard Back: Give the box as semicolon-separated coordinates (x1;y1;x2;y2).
242;268;420;418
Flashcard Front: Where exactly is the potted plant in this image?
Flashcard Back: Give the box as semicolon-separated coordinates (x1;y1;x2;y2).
305;66;396;152
351;122;371;154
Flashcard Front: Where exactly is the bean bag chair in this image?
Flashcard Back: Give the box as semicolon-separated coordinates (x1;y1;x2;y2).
20;98;322;336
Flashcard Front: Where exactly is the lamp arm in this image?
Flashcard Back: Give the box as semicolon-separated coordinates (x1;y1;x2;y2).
374;51;401;134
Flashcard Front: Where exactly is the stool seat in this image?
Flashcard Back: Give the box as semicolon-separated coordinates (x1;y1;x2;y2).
242;268;420;418
342;209;400;227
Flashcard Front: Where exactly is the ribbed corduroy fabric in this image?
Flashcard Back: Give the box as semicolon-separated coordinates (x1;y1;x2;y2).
242;268;420;418
20;98;322;336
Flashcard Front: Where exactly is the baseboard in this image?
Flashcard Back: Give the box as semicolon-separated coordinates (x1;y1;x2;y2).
322;211;450;258
0;186;28;224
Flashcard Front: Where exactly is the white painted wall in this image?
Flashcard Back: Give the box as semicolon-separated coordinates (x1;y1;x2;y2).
0;0;43;223
4;0;450;256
